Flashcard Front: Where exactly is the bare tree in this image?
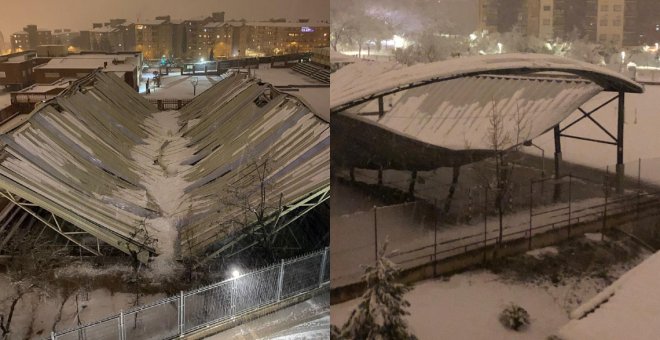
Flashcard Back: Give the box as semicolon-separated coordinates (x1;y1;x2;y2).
221;159;285;264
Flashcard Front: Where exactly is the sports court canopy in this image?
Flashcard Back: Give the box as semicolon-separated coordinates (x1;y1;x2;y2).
0;71;329;262
331;53;643;171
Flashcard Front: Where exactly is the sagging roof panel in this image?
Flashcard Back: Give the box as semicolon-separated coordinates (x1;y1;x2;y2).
344;74;604;152
0;71;329;261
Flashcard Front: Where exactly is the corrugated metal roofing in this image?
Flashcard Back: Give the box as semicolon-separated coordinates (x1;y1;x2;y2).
344;74;603;151
0;71;329;261
330;53;644;113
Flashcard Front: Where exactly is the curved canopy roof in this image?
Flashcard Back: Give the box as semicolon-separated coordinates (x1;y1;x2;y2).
331;54;644;170
331;53;643;113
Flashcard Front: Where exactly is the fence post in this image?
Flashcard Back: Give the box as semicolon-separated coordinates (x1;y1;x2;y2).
483;186;488;263
568;173;572;237
319;247;328;287
374;206;378;265
433;199;438;278
178;291;184;337
529;179;533;250
119;310;125;340
276;259;285;301
637;158;641;219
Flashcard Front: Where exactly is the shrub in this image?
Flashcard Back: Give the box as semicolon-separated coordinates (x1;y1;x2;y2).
499;303;530;331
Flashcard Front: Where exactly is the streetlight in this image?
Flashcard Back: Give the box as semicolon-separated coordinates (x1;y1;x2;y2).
190;77;199;96
231;269;240;279
497;42;503;54
523;140;545;178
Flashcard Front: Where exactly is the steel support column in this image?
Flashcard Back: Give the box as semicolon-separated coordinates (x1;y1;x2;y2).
553;125;562;178
616;92;625;193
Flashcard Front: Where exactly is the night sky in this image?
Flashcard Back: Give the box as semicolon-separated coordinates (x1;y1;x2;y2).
0;0;329;43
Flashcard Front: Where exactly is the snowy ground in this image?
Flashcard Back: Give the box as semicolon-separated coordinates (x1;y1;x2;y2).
139;71;223;100
0;267;166;339
206;292;329;339
332;233;649;339
0;89;10;109
531;84;660;184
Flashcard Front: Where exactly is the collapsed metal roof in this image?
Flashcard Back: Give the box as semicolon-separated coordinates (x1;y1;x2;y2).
331;54;644;170
0;71;329;262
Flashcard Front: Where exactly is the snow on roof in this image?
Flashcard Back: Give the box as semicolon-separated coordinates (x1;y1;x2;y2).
558;250;660;340
36;55;139;71
245;21;330;28
330;53;643;112
90;26;119;33
12;31;28;35
136;19;166;26
0;71;329;261
5;54;33;63
340;73;602;153
203;22;226;28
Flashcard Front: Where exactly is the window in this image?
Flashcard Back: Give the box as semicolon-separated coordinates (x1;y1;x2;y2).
543;19;551;25
601;4;608;11
600;18;608;26
613;4;622;12
543;5;551;11
0;72;6;78
613;19;621;26
599;34;607;42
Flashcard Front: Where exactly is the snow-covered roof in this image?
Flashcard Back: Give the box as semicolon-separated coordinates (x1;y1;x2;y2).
136;19;166;26
331;54;644;169
246;21;330;28
0;71;329;261
35;55;139;72
90;26;119;33
558;250;660;340
331;53;643;112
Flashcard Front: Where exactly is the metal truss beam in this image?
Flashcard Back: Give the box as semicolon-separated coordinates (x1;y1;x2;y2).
0;190;101;256
198;185;330;265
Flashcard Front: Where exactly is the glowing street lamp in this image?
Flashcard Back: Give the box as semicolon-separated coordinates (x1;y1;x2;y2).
231;269;240;279
190;76;199;96
497;42;503;54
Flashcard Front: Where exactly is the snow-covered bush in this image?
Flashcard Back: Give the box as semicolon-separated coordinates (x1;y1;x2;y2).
338;240;418;340
499;303;530;331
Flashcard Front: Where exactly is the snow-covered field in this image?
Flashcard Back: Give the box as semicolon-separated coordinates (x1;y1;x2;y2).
332;233;649;339
532;85;660;184
140;71;223;99
0;270;166;339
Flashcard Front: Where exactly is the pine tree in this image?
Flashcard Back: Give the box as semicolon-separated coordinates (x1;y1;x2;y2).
339;241;417;340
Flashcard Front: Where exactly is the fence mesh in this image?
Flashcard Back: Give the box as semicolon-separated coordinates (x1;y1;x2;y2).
55;317;120;340
124;298;179;340
281;254;324;299
333;157;660;288
52;248;328;340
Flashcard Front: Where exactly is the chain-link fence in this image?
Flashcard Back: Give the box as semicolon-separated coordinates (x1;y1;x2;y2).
51;247;329;340
332;158;660;288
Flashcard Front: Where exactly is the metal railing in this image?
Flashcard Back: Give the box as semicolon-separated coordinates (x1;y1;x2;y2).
51;248;329;340
146;99;192;111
